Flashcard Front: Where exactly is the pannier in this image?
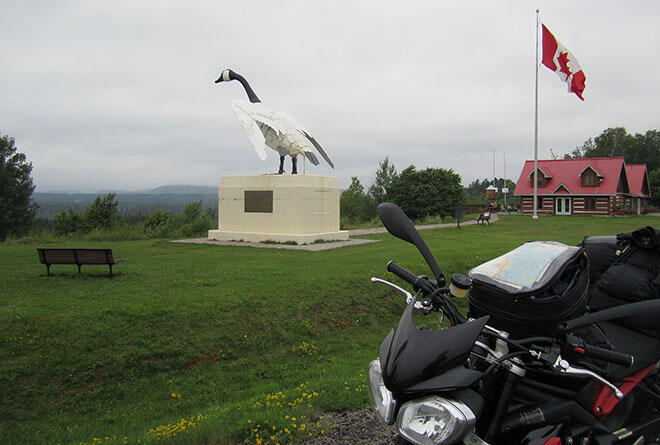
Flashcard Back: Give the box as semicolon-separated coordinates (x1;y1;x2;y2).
468;241;589;338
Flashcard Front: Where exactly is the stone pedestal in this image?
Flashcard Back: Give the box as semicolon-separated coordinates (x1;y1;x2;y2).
208;175;348;244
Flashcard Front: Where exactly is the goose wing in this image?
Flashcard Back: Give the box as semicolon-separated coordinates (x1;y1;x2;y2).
230;101;268;160
274;110;335;169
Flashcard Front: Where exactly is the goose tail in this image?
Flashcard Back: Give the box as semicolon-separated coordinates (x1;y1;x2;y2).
301;130;334;169
304;150;320;166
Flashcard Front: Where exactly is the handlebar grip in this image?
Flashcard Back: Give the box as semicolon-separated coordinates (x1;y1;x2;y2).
387;261;419;286
387;261;436;294
581;344;634;368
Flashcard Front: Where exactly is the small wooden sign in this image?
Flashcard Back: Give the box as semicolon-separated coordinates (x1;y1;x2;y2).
244;190;273;213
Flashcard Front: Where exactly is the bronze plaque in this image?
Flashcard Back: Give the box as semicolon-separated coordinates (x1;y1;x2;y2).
244;190;273;213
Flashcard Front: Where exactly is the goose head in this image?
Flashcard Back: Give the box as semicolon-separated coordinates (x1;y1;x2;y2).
214;68;261;103
215;69;236;83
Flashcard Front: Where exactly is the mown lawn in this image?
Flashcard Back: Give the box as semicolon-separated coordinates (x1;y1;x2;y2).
0;215;657;444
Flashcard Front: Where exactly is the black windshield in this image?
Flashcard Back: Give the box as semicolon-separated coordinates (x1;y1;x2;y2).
380;302;488;392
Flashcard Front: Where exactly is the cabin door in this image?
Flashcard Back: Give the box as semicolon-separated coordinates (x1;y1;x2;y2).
556;197;571;215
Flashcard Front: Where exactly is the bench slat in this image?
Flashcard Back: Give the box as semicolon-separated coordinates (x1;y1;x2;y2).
38;249;78;264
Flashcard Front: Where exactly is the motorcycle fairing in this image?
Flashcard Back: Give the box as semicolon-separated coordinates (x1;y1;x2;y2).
591;363;656;420
379;301;488;392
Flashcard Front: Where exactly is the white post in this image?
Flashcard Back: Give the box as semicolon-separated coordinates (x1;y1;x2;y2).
493;149;496;185
533;9;540;219
503;152;507;211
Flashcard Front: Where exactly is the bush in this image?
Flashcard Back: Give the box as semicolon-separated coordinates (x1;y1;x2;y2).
84;193;119;231
53;208;85;236
340;177;374;225
144;209;173;238
387;166;463;219
141;202;215;239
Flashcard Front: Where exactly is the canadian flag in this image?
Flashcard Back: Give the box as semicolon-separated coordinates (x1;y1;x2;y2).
542;24;586;100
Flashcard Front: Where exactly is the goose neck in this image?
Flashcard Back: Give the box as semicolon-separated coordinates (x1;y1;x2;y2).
233;73;261;103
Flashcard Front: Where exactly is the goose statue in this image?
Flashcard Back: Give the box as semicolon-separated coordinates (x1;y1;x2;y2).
214;69;334;174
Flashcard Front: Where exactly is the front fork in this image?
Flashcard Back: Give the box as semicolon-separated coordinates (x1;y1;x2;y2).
484;358;526;443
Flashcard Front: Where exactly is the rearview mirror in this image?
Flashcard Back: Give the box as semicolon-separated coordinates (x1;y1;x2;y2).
377;203;445;286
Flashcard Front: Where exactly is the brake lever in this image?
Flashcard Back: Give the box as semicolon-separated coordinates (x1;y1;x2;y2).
553;355;624;399
370;277;414;304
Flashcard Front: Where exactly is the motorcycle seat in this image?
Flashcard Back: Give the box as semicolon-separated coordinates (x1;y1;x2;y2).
598;320;660;382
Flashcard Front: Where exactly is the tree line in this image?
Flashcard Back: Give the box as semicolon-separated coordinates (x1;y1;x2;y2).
464;178;519;207
50;193;215;239
340;157;465;225
563;127;660;206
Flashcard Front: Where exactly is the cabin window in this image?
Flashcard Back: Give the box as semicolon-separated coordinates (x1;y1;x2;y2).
537;196;544;210
584;197;596;210
530;171;545;187
580;168;600;187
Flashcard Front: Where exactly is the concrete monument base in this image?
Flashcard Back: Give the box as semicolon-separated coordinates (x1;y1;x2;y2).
208;175;348;245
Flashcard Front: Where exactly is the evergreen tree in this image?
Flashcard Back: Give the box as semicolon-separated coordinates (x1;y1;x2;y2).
368;156;398;204
0;134;37;240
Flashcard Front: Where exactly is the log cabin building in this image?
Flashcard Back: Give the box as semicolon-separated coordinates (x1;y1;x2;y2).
514;157;650;216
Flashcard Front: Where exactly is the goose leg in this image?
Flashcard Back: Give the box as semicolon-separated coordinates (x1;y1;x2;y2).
278;156;285;174
291;156;298;175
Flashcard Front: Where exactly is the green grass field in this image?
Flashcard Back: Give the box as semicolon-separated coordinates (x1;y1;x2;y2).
1;215;657;444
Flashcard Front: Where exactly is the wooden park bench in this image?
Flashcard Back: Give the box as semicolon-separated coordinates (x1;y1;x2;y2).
476;212;491;225
37;248;121;276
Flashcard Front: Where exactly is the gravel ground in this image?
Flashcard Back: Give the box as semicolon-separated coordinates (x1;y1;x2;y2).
300;409;399;445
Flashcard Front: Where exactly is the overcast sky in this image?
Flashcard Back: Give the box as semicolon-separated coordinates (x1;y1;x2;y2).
2;0;659;192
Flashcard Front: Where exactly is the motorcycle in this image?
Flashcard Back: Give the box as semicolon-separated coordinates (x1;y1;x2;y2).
367;203;660;445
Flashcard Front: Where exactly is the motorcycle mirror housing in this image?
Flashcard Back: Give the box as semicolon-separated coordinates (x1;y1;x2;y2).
377;202;445;286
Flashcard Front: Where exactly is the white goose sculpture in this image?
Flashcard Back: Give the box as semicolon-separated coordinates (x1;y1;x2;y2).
214;69;334;174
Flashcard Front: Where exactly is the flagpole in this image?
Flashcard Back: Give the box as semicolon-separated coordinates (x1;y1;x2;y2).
533;9;540;219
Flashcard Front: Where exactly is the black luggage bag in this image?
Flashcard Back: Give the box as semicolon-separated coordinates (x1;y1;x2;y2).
468;241;590;338
587;226;660;336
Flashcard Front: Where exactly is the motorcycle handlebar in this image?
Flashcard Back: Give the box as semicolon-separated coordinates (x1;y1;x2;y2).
387;261;437;295
580;343;634;368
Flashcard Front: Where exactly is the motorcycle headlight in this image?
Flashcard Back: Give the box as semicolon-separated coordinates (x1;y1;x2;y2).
368;359;396;424
396;396;476;445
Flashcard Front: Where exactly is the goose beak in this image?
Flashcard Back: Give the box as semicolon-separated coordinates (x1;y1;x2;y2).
214;76;223;84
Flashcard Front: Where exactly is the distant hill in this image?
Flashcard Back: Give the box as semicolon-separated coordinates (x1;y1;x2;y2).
33;185;218;218
146;185;217;194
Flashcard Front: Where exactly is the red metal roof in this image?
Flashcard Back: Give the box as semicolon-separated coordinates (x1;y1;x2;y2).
513;157;641;196
626;164;650;197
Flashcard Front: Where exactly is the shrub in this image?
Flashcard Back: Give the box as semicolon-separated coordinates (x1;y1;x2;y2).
144;209;173;238
53;208;85;236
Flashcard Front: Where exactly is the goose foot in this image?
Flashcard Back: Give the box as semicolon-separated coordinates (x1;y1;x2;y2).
291;156;298;175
